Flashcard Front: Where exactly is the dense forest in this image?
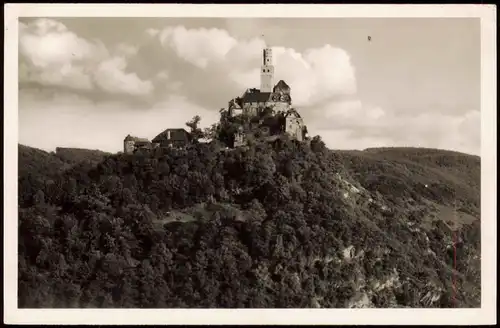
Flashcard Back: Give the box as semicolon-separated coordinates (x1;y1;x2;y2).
17;135;481;308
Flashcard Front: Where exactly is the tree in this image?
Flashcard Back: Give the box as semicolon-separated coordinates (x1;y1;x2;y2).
203;123;219;141
302;125;309;140
17;111;481;309
186;115;204;142
33;189;45;206
310;135;326;153
256;105;274;120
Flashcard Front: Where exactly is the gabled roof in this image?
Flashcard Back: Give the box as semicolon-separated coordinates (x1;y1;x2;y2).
273;80;290;92
241;90;271;103
152;128;191;143
284;108;302;118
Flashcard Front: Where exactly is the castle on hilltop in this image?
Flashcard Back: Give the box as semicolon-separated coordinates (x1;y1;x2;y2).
123;45;307;154
228;48;291;116
226;45;306;146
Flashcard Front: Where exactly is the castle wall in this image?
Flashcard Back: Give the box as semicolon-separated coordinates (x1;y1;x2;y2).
285;116;304;142
228;98;243;117
234;132;246;147
260;67;274;92
229;107;243;117
124;141;135;154
242;101;289;117
243;102;264;116
272;102;290;113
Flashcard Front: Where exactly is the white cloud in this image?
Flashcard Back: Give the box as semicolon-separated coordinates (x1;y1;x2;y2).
152;25;479;155
19;18;153;96
159;26;237;69
145;28;160;38
314;129;395;151
153;25;357;108
19;90;218;153
17;21;480;156
308;105;480;155
307;100;386;128
155;71;169;80
95;57;153;96
114;43;139;57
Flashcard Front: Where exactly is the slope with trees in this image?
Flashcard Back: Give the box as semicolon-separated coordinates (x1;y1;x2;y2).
17;117;481;308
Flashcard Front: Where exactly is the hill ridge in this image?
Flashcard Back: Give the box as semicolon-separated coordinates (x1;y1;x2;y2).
17;140;480;308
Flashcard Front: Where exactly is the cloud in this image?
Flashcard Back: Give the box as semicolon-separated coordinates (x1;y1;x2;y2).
145;28;160;38
94;57;153;96
19;18;153;96
114;43;139;57
148;24;478;155
307;104;480;155
158;26;237;69
19;89;217;153
150;25;357;111
155;71;169;80
18;21;480;156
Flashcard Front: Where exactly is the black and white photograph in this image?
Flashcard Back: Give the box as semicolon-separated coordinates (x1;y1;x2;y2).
3;3;497;326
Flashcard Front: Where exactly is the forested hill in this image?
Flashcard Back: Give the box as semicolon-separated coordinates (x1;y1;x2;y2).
54;147;111;165
18;145;110;178
18;145;110;207
17;139;481;308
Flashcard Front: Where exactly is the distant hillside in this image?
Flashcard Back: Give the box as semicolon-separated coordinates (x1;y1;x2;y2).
18;144;111;175
334;147;480;216
17;139;480;308
18;144;111;207
55;147;111;165
18;144;68;178
362;147;480;186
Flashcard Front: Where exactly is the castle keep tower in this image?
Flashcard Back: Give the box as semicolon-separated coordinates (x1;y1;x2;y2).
260;47;274;92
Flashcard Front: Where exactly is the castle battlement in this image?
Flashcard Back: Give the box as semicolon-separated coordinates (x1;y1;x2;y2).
124;44;308;153
224;45;307;146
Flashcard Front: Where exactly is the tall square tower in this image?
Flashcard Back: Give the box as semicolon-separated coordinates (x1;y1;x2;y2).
260;48;274;92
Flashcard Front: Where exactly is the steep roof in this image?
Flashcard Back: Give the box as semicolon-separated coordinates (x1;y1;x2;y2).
152;128;191;143
273;80;290;92
241;90;271;103
284;108;302;119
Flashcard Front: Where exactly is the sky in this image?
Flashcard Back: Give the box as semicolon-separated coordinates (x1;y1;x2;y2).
18;17;481;155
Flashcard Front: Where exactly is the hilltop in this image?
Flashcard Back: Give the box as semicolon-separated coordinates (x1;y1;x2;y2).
18;145;110;207
54;147;111;165
18;145;110;176
17;138;480;308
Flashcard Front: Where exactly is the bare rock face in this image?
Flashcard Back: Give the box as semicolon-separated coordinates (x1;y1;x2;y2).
346;292;372;308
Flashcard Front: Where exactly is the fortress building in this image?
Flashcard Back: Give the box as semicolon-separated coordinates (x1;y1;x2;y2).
260;47;274;92
123;128;192;154
284;108;305;141
152;128;192;149
123;135;152;154
123;45;307;153
226;45;306;144
228;46;292;117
